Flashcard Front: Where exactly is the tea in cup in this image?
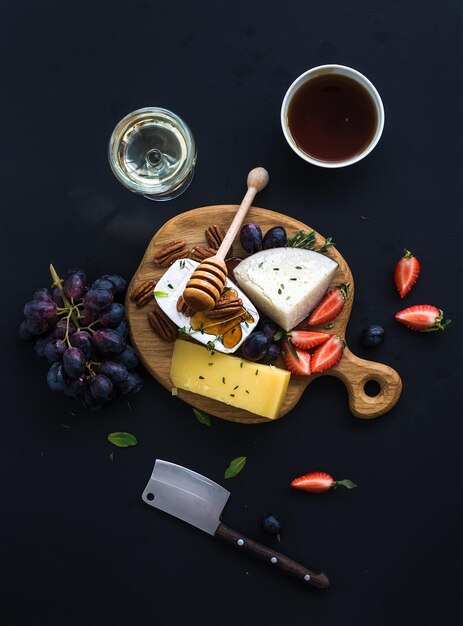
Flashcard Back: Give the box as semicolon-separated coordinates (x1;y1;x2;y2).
281;65;384;168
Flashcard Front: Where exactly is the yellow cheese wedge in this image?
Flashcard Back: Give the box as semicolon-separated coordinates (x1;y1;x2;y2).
170;339;291;420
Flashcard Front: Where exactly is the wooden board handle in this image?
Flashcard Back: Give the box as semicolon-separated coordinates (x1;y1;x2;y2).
328;347;402;419
215;522;329;589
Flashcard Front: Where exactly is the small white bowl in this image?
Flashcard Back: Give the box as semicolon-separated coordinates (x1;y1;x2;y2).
281;64;385;168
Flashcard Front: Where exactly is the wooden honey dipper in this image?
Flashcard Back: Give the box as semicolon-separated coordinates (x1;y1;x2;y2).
182;167;269;312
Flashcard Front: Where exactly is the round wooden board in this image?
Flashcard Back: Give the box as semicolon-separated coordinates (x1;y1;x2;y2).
126;205;402;423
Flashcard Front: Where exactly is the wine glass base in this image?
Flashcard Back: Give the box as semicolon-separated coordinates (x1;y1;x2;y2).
142;166;195;202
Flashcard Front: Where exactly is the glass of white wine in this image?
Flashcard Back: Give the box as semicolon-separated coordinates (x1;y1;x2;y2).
108;107;196;201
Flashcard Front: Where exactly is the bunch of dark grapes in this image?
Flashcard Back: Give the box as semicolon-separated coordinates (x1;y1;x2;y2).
19;264;143;410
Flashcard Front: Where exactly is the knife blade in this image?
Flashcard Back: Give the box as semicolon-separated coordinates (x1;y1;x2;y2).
142;459;329;589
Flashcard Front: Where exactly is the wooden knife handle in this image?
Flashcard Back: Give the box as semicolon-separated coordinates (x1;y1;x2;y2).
215;523;329;589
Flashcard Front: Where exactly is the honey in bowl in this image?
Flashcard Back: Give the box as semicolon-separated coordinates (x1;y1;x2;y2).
287;74;378;163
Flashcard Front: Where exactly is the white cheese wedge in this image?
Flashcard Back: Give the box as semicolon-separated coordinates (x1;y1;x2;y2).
233;248;338;331
154;258;259;354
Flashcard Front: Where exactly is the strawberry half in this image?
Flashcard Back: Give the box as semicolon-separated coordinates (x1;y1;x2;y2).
307;284;350;326
394;249;421;298
289;330;331;350
310;335;344;372
281;340;311;376
395;304;451;332
290;471;357;493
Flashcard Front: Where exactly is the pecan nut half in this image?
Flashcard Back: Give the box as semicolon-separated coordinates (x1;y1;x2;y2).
176;295;196;318
206;295;244;319
154;240;189;267
190;245;217;262
205;224;232;254
147;303;178;342
130;279;156;307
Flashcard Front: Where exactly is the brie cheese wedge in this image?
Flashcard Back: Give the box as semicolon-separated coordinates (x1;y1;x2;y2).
154;258;259;353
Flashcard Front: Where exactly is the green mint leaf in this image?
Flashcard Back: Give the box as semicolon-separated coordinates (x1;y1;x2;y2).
193;408;212;426
224;456;246;479
273;330;286;341
107;432;138;448
336;479;357;489
154;291;169;298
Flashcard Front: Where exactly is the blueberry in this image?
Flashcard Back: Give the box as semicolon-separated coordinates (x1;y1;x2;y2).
262;513;282;535
360;325;385;347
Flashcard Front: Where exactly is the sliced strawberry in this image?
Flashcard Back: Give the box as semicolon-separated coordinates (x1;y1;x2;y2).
289;330;331;350
307;284;350;326
394;249;421;298
281;340;311;376
310;335;344;372
395;305;451;332
290;471;357;493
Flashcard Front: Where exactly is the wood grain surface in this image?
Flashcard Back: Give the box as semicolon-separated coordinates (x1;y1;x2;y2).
125;205;402;423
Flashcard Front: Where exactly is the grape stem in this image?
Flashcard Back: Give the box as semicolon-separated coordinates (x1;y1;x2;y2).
49;263;81;331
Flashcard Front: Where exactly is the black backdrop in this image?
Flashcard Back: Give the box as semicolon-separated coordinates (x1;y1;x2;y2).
1;1;462;625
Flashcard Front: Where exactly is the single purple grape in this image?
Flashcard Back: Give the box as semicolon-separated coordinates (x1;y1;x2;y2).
240;223;263;253
92;329;126;355
101;274;127;295
63;347;86;379
91;278;115;292
63;376;87;398
259;342;280;364
44;338;67;363
118;371;143;394
24;300;57;321
89;374;114;402
47;314;59;331
99;360;128;383
70;376;88;397
70;331;94;360
47;363;66;392
26;318;49;335
262;226;287;249
33;288;52;302
51;287;64;307
241;331;270;361
52;319;76;339
83;289;113;312
114;318;129;338
79;308;98;326
99;303;125;328
18;320;34;340
256;317;279;341
63;269;87;299
34;334;51;357
114;345;138;370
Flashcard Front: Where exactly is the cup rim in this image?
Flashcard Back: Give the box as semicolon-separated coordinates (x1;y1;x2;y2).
280;64;385;168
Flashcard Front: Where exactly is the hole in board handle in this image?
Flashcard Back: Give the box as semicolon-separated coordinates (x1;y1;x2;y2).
146;493;155;501
364;379;381;397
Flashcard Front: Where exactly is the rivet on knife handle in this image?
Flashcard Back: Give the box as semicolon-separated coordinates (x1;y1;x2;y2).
215;523;329;589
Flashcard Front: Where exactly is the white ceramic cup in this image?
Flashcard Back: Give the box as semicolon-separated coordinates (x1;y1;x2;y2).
281;64;385;168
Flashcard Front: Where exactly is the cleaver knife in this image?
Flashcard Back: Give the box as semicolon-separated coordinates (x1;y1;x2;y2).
142;459;329;589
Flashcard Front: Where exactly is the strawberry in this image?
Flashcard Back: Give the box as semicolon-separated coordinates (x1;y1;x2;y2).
307;284;350;326
281;340;311;376
288;330;331;350
394;249;421;298
395;305;451;332
310;335;344;372
290;471;357;493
